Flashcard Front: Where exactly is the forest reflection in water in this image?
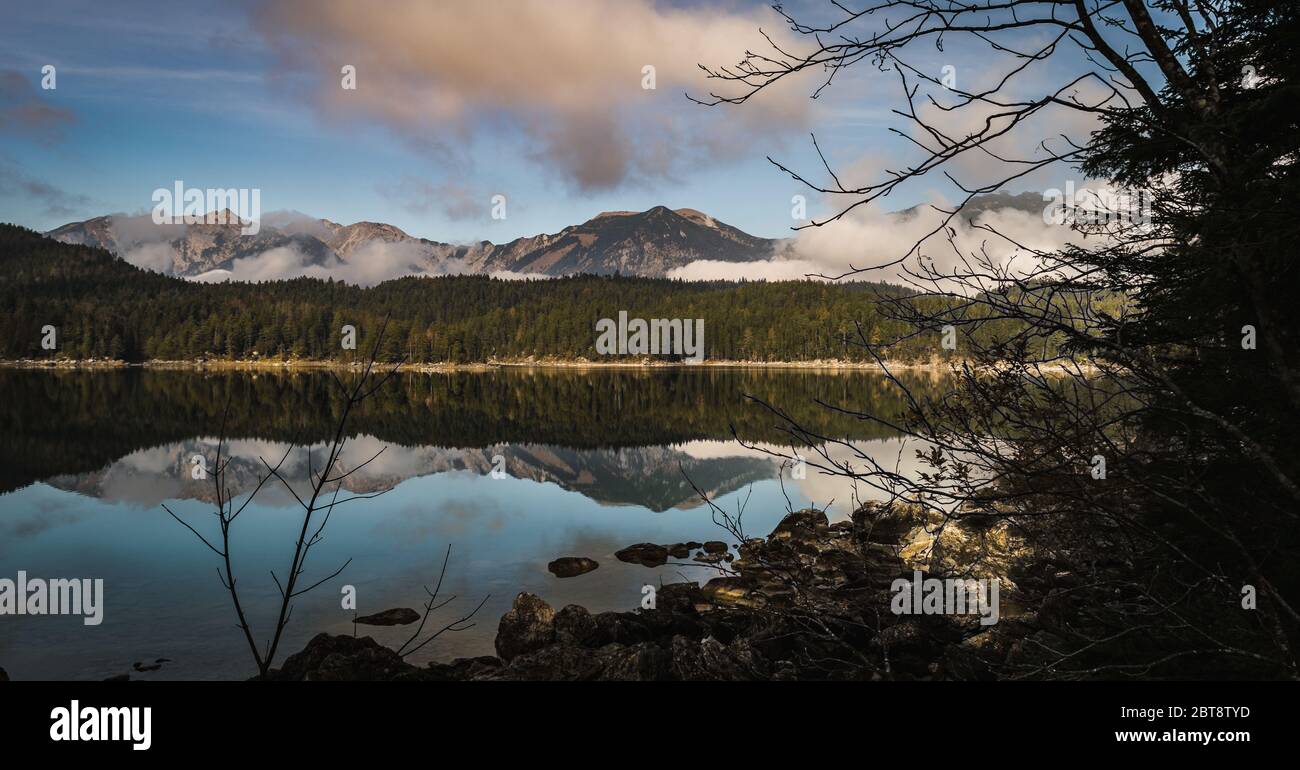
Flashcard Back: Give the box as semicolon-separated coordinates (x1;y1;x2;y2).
0;366;948;680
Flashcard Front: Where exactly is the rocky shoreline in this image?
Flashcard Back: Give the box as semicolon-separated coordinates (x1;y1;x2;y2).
266;504;1065;681
0;504;1078;681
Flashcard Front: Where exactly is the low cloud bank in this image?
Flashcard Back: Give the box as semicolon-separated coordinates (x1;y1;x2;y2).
86;211;549;287
189;240;556;286
190;239;471;286
667;193;1102;288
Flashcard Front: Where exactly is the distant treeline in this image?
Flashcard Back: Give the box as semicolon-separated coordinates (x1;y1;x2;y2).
0;224;1088;362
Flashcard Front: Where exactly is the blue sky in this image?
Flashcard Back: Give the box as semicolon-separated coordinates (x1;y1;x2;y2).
0;0;914;241
0;0;1105;246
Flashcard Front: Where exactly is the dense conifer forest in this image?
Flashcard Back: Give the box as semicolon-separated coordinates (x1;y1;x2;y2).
0;224;1066;364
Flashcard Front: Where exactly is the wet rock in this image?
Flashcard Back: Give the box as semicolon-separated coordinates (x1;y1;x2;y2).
852;504;913;545
770;509;830;544
670;635;763;681
590;611;655;646
593;642;673;681
895;511;1024;582
276;499;1029;681
494;644;601;681
271;633;419;681
656;581;703;614
615;543;669;567
425;655;504;681
495;592;556;661
700;576;760;607
554;604;600;646
354;607;421;626
547;557;599;578
500;641;672;681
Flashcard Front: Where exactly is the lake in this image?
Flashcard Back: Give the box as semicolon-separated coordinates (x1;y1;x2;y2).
0;366;944;680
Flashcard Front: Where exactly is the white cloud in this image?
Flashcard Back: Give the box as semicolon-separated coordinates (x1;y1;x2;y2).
669;191;1104;289
121;241;177;273
191;239;471;287
255;0;814;191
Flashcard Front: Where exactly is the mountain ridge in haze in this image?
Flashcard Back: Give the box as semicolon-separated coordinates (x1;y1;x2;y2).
46;205;784;280
44;192;1045;282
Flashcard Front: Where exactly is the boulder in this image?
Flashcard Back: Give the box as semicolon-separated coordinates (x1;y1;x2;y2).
852;503;913;545
495;592;556;661
498;642;672;681
554;604;600;646
354;607;421;626
670;635;764;681
770;509;830;543
615;543;670;567
700;576;761;607
271;633;418;681
591;642;673;681
656;581;704;613
547;557;599;578
495;644;601;681
590;611;655;646
425;655;504;681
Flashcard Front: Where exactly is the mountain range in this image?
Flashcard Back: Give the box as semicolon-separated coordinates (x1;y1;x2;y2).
45;205;784;280
42;191;1043;282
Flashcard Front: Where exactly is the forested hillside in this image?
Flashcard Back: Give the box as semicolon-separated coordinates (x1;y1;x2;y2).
0;224;1076;363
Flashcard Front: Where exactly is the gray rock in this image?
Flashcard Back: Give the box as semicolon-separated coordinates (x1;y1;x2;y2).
615;543;670;567
670;635;763;681
271;633;419;681
700;576;760;607
770;509;830;544
498;642;673;681
554;604;600;646
496;644;601;681
425;655;504;681
353;607;421;626
547;557;599;578
495;592;556;662
656;581;704;613
592;642;673;681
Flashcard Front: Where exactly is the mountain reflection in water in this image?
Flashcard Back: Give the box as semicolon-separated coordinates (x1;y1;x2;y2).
0;367;945;680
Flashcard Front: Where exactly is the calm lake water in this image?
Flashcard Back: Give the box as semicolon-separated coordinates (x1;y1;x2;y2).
0;367;942;680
